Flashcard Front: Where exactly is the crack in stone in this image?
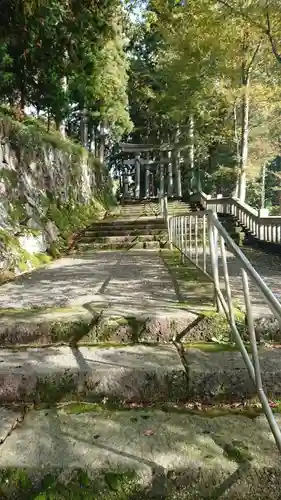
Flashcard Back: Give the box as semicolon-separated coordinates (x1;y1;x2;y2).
0;406;27;446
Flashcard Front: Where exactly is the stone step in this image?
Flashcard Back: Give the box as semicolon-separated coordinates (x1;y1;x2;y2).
78;234;166;244
87;220;166;230
84;224;166;236
0;405;280;499
0;344;281;405
75;240;168;250
118;214;161;217
80;228;167;238
0;306;215;347
119;209;160;214
0;345;185;404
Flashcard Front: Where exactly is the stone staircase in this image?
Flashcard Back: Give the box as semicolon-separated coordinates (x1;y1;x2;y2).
70;199;191;252
71;201;167;251
166;199;191;216
1;198;281;498
190;199;245;246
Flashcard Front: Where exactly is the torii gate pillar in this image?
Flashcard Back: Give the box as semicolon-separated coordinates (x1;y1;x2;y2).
135;154;141;199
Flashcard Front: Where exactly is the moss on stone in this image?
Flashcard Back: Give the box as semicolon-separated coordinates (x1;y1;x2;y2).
0;111;114;273
54;401;273;420
161;249;211;284
35;373;77;404
60;402;103;414
31;253;52;266
223;441;253;463
0;305;79;317
0;468;32;497
0;228;54;281
0;270;15;285
50;318;92;343
0;467;140;499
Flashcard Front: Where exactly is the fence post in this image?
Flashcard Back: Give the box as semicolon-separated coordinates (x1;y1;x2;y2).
164;195;168;224
208;214;222;312
181;216;184;263
169;216;173;250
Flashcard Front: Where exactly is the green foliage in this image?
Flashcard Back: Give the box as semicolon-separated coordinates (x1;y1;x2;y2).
122;0;281;202
47;199;105;238
0;228;52;276
0;0;131;150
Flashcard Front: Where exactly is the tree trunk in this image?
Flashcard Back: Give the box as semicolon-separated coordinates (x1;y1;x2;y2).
261;163;266;209
174;125;182;197
59;74;67;138
238;74;250;203
20;81;25;112
94;125;98;156
188;114;195;191
80;107;88;148
233;101;240;197
237;37;261;202
99;121;105;164
47;109;50;132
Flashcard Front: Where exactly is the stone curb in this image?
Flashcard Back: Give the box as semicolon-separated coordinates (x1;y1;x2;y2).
185;347;281;402
1;344;281;405
0;308;217;346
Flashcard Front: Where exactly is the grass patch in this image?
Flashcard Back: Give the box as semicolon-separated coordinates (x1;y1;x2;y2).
161;249;211;283
183;342;242;353
160;249;214;310
0;305;83;318
51;400;281;419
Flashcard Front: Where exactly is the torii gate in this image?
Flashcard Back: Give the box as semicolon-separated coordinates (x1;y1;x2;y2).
119;142;182;199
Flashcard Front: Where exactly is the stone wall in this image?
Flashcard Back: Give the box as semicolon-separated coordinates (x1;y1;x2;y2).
0;113;111;278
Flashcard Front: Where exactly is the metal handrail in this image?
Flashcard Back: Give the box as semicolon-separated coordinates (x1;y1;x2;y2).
191;191;281;244
164;204;281;454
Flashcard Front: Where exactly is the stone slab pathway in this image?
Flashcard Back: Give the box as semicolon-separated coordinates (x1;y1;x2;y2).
0;248;214;346
0;407;280;499
0;250;191;315
192;245;281;318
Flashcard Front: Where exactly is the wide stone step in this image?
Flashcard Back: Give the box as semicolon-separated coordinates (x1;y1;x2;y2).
75;240;168;250
78;234;166;244
0;345;185;404
0;405;280;499
81;228;167;238
0;344;281;404
87;220;166;231
0;306;216;347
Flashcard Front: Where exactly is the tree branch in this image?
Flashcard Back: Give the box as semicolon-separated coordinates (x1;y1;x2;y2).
218;0;281;65
245;39;262;76
265;7;281;64
217;0;266;32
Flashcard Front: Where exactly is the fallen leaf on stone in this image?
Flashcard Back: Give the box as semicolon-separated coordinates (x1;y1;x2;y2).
144;429;154;436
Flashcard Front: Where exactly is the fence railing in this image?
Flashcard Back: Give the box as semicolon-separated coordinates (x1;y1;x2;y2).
160;195;281;453
191;191;281;245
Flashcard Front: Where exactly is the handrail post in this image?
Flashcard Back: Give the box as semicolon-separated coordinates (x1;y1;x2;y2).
208;213;222;312
178;207;281;455
241;269;281;453
169;216;174;250
164;195;168;224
